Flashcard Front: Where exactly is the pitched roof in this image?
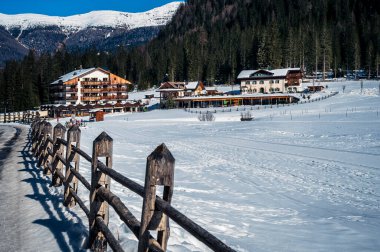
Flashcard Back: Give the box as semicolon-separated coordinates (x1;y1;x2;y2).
185;81;199;90
158;82;186;90
237;68;301;79
51;68;95;85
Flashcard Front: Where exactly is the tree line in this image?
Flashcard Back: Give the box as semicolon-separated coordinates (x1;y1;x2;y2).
0;0;379;111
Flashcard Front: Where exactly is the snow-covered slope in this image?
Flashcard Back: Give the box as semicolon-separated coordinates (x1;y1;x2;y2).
0;2;182;33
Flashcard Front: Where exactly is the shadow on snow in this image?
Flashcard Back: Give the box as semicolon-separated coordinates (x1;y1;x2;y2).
18;130;88;251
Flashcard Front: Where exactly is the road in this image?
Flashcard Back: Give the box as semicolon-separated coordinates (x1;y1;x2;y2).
0;125;87;251
0;125;26;251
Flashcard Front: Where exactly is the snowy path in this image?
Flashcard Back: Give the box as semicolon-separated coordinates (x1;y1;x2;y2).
0;125;88;252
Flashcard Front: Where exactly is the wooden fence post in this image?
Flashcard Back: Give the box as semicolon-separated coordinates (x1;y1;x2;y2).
30;119;36;146
51;123;66;187
138;143;175;252
38;122;53;174
89;132;113;251
34;121;46;157
64;125;81;207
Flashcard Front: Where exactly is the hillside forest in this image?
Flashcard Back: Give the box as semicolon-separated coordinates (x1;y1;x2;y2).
0;0;379;111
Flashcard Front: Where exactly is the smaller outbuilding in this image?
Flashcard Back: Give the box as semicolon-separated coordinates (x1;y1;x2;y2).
307;85;325;92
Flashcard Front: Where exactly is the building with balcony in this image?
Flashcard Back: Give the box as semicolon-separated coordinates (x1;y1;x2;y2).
237;68;303;94
156;81;206;108
50;67;131;105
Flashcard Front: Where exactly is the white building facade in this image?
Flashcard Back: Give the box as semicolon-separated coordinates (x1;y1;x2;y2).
237;68;303;94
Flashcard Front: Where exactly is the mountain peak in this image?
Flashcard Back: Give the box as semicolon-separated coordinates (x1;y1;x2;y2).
0;2;183;64
0;1;183;32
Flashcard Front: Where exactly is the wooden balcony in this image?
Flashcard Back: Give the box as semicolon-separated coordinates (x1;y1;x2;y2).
81;87;128;93
101;87;128;92
81;94;128;102
82;88;101;93
81;81;110;85
65;88;78;93
101;95;128;100
82;96;102;101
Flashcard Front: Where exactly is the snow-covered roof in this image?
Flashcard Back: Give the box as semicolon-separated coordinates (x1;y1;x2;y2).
237;68;301;79
174;93;300;101
156;88;184;92
51;68;95;85
237;70;257;79
270;68;300;77
185;81;199;90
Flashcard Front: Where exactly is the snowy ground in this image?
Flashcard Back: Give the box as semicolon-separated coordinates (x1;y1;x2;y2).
1;80;380;251
0;125;87;251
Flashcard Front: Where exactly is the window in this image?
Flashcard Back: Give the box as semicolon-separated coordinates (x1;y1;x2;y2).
253;89;257;93
103;78;108;82
275;80;280;83
259;80;264;84
269;80;274;84
253;81;257;84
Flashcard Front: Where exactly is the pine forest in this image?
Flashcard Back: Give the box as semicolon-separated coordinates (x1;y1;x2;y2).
0;0;379;111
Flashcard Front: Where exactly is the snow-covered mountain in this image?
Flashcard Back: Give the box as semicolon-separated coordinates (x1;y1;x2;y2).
0;2;182;64
0;2;181;33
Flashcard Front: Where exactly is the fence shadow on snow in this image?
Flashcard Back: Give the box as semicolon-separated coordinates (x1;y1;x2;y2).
30;117;235;252
19;130;87;251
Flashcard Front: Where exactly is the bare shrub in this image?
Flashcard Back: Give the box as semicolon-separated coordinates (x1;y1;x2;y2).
198;111;215;121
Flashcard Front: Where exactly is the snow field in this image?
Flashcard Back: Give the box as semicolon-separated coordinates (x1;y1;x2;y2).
49;80;380;251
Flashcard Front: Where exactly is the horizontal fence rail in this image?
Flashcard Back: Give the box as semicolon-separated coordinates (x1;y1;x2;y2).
1;111;37;124
30;118;235;252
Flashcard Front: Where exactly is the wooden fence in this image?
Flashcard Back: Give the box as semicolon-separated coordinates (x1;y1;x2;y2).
1;111;38;124
30;117;235;252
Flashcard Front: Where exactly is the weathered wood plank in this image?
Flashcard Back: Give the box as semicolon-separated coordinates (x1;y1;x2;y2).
138;144;174;252
51;124;66;187
97;186;164;252
95;216;124;252
55;152;91;191
64;125;81;207
89;132;113;252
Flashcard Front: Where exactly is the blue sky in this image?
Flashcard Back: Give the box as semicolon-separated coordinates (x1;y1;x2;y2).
0;0;180;16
